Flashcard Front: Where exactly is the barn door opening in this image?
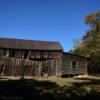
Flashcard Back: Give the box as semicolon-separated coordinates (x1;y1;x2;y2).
42;66;48;77
37;61;48;78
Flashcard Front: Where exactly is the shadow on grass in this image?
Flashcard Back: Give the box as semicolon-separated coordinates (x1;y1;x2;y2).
0;77;100;100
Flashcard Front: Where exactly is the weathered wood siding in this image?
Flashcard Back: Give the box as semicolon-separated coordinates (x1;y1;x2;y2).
0;49;62;77
62;53;87;75
0;48;88;78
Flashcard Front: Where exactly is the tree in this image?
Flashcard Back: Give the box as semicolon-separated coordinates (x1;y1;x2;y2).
84;12;100;54
71;12;100;74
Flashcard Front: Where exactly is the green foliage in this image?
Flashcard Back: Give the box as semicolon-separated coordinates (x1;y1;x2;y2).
71;12;100;74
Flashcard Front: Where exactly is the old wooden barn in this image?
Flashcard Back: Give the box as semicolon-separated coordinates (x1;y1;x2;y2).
0;38;88;78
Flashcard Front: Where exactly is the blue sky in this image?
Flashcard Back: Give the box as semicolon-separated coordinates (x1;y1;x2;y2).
0;0;100;51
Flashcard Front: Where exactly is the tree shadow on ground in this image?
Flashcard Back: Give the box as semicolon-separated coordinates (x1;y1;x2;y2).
0;77;100;100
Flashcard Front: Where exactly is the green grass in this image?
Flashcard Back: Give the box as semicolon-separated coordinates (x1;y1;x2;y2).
40;76;90;86
39;75;100;86
0;75;100;100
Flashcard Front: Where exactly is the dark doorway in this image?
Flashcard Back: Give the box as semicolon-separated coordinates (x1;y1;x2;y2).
42;66;48;77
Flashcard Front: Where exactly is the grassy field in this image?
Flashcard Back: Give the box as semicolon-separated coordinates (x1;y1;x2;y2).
0;75;100;100
41;75;100;86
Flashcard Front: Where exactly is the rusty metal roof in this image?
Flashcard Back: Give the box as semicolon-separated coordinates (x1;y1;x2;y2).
0;38;63;50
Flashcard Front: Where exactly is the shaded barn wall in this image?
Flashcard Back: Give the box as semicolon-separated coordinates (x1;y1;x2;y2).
0;49;62;77
62;53;87;75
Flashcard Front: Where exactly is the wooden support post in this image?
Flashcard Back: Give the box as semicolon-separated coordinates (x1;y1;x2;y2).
38;62;42;78
20;59;25;79
51;59;54;75
56;58;59;76
1;64;5;76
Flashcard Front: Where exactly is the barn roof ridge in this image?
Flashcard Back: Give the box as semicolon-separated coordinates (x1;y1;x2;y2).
0;37;60;43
